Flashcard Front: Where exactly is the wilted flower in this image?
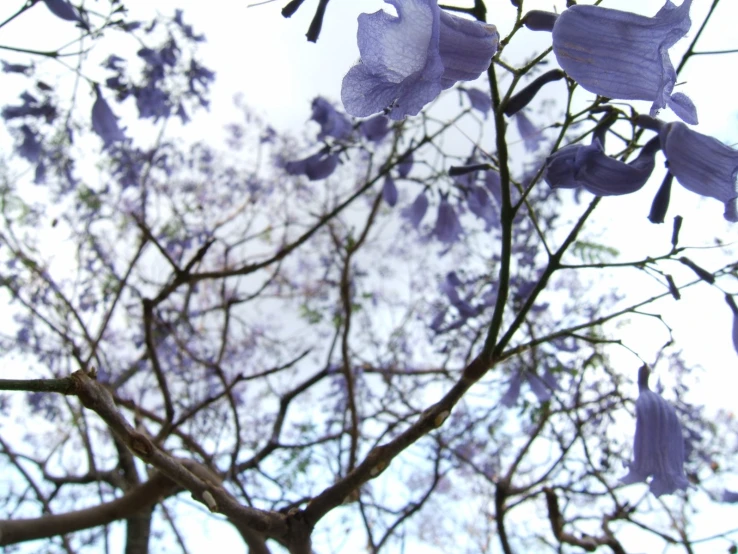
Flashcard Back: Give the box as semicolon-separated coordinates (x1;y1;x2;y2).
91;85;126;150
311;97;352;141
621;366;689;497
341;0;499;120
658;121;738;222
547;1;697;124
284;150;339;180
544;137;660;196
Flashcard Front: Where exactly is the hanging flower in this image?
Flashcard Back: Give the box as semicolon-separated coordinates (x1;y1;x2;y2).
527;1;697;123
621;366;689;497
341;0;499;120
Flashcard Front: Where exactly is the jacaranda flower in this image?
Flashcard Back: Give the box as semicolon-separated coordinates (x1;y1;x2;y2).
621;366;689;497
341;0;499;120
382;177;398;206
547;1;697;124
402;190;429;228
545;137;660;196
434;194;463;243
91;85;126;150
658;121;738;222
284;150;339;181
311;97;352;141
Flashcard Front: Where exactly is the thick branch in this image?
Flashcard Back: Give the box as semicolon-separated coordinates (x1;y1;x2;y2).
0;472;177;546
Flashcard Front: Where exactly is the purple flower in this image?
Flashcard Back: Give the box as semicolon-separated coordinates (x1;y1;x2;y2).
659;122;738;222
397;151;414;178
621;366;689;497
382;177;398;206
2;61;33;75
461;87;491;118
514;112;545;153
43;0;88;29
544;137;659;196
311;97;352;141
401;191;429;228
341;0;499;120
466;185;498;230
284;151;339;180
18;125;42;162
722;490;738;503
91;86;126;150
360;115;391;142
2;91;57;123
501;367;559;407
433;195;463;243
550;1;696;124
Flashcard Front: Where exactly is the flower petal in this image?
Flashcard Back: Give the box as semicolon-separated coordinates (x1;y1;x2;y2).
660;122;738;222
552;1;695;123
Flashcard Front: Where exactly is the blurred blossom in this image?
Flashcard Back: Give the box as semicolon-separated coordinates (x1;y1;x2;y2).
484;170;502;205
514;111;545;152
173;9;206;42
2;91;57;123
43;0;88;29
360;115;391;142
433;195;463;243
466;184;498;230
722;490;738;503
92;85;126;150
621;366;689;497
397;151;414;178
18;125;42;162
549;1;697;123
501;367;558;406
382;177;398;206
2;61;33;75
401;190;429;228
284;151;339;180
311;97;352;141
658;121;738;222
341;0;499;119
461;87;491;118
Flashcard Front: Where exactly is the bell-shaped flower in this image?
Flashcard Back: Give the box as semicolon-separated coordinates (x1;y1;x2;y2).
466;184;498;230
550;1;697;124
341;0;499;120
544;137;659;196
91;85;126;150
382;176;398;206
461;87;491;118
284;150;339;180
311;97;352;141
401;190;429;228
514;112;545;153
658;121;738;222
433;195;463;243
621;366;689;497
722;490;738;503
